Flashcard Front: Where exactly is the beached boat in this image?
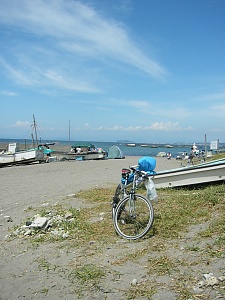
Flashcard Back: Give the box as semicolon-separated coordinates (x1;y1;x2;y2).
156;151;167;157
153;158;225;188
0;142;44;166
63;142;106;160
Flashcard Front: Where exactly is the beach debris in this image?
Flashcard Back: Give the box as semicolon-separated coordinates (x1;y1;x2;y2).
7;210;77;239
203;273;219;286
196;272;221;290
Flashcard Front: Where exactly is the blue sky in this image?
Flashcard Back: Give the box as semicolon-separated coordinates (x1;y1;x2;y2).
0;0;225;144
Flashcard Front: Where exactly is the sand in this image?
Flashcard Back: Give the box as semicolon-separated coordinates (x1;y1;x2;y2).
0;157;180;228
0;157;182;298
1;157;223;299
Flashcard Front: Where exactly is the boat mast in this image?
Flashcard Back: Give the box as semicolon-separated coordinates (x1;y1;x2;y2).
32;114;38;148
69;120;71;147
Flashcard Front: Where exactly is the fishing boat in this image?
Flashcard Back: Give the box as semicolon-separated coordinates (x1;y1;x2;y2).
62;142;106;160
0;115;45;167
153;158;225;188
0;142;44;166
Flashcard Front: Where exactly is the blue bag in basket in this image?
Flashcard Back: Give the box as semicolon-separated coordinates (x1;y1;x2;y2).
137;157;156;174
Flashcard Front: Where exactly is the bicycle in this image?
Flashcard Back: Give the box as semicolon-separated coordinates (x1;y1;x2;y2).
112;166;154;240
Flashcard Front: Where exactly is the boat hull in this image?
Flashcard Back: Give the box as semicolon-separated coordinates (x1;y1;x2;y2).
63;152;106;160
0;149;44;166
153;159;225;188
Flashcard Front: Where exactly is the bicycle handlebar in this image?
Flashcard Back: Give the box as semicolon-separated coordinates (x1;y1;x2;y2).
129;165;149;178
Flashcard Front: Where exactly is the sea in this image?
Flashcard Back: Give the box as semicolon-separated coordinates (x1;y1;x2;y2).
0;138;198;158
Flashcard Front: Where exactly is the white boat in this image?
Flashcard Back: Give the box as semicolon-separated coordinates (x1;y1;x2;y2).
63;143;106;161
153;158;225;188
156;151;167;157
0;143;44;166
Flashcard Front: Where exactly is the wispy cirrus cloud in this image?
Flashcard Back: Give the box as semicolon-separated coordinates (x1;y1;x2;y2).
125;100;191;118
0;90;18;96
0;0;167;93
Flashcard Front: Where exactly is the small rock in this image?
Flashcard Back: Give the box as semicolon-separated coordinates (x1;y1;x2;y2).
218;276;225;282
65;212;73;219
203;273;214;280
206;276;218;286
24;229;32;236
131;279;137;286
30;217;48;228
66;194;76;198
62;232;69;238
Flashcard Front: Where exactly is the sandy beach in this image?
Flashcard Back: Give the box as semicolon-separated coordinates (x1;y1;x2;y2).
0;157;183;299
1;157;223;300
0;156;180;230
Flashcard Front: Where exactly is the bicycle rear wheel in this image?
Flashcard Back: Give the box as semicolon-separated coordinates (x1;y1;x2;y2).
114;194;154;240
112;183;127;219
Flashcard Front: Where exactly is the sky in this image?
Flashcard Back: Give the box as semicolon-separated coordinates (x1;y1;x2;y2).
0;0;225;144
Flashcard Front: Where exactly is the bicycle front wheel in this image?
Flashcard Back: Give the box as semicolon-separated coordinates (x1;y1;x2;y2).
114;194;154;240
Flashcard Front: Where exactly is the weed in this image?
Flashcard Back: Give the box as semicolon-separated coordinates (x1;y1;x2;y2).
68;263;105;284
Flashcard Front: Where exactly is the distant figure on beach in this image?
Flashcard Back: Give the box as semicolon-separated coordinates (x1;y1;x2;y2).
188;148;195;164
167;152;172;159
76;147;81;154
192;143;198;153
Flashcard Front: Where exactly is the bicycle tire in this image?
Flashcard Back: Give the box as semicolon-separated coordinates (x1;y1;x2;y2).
113;194;154;240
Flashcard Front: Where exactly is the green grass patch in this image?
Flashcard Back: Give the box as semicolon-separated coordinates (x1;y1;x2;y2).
68;263;105;284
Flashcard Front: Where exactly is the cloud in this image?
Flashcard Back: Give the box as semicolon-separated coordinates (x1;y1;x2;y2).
0;90;17;96
0;0;167;93
124;99;191;118
8;121;30;128
209;103;225;117
146;122;192;131
76;121;192;132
